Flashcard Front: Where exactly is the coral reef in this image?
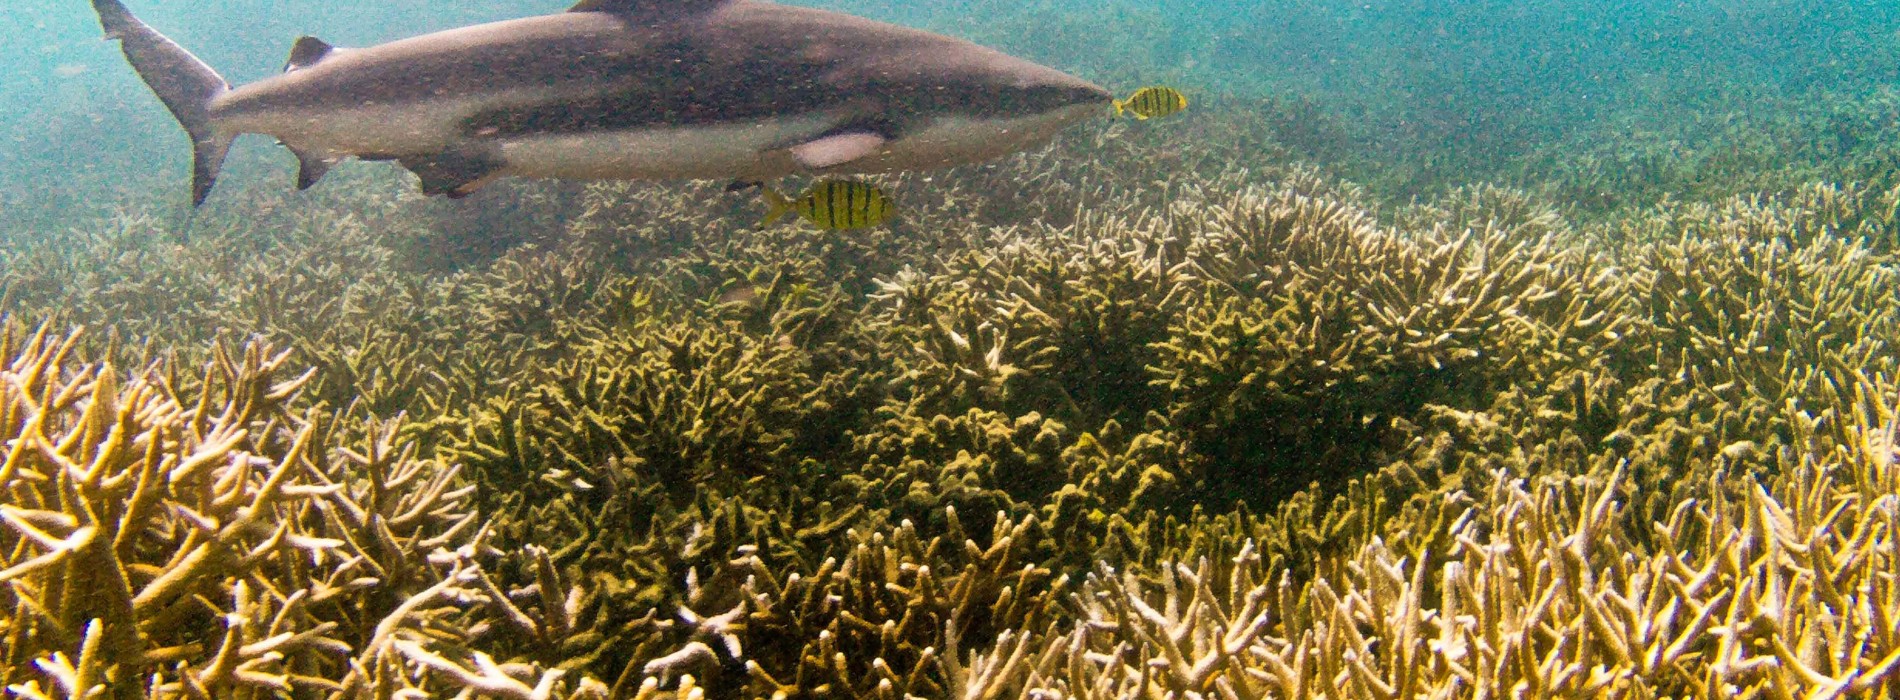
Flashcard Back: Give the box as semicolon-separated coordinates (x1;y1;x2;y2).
5;76;1900;699
0;325;606;697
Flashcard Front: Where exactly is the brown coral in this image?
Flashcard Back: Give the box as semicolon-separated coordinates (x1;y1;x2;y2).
5;81;1900;700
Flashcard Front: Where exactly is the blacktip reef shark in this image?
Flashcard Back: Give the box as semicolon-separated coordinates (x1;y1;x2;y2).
89;0;1113;206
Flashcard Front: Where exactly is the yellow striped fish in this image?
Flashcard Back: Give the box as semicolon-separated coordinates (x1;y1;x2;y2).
760;179;896;230
1113;86;1188;119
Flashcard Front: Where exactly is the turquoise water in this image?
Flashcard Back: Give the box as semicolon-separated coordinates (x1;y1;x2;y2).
6;0;1896;217
6;1;1900;697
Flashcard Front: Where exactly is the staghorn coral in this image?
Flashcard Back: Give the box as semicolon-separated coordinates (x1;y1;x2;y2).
1146;186;1627;505
441;304;861;504
733;509;1067;700
1631;196;1899;415
1014;376;1900;698
0;325;608;697
10;75;1900;700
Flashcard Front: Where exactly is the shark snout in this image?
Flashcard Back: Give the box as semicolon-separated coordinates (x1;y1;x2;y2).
1039;76;1113;128
993;65;1113;123
1022;68;1113;107
1068;81;1114;107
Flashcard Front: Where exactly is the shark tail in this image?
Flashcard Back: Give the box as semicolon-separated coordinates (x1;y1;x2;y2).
758;186;796;228
93;0;233;206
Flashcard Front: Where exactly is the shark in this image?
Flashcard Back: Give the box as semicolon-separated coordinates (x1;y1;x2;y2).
89;0;1113;205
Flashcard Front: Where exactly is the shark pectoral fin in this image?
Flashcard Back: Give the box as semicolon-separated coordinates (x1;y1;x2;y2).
790;132;887;170
398;148;504;198
289;146;335;191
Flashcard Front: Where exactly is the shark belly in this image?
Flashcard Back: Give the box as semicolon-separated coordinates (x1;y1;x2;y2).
496;114;834;181
822;104;1103;174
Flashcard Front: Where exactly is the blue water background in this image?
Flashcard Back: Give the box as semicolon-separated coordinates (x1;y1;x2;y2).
2;0;1898;225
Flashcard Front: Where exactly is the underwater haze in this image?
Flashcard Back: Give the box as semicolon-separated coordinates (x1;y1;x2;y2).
4;0;1900;697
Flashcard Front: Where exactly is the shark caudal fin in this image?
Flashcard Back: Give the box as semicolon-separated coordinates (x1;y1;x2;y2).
92;0;232;206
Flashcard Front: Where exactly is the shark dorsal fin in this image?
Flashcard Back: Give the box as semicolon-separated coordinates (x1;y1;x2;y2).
284;36;334;73
568;0;731;15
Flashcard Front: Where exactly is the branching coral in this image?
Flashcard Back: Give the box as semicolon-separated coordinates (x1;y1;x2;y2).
0;326;606;697
736;509;1067;700
6;81;1900;700
1025;380;1900;698
443;309;853;502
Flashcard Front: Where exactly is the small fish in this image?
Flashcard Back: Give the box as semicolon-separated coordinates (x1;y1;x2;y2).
1114;86;1187;120
716;283;759;307
760;180;895;230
